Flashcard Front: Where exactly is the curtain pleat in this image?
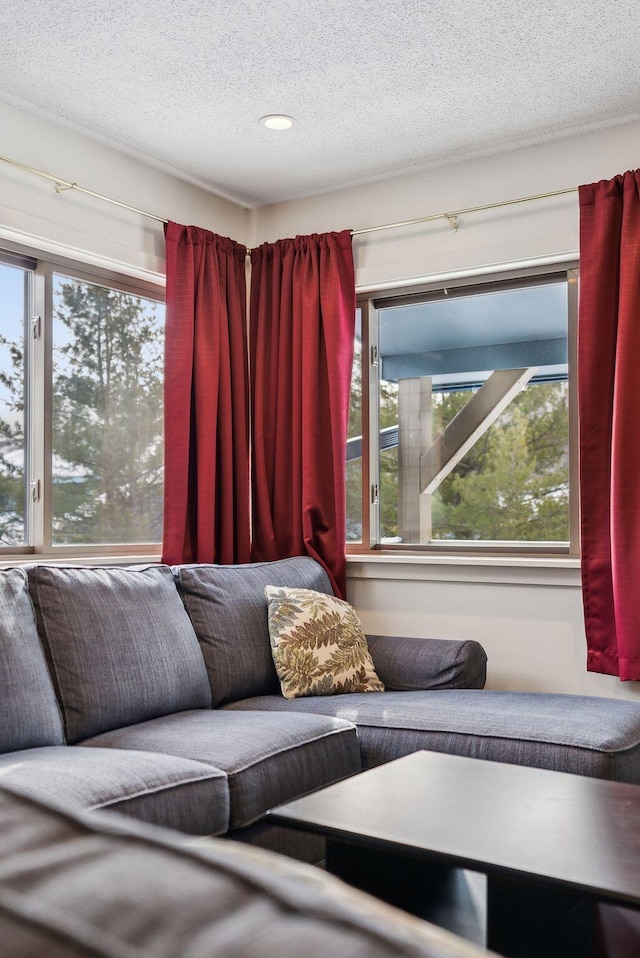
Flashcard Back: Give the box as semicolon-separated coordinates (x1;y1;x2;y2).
162;221;250;565
250;231;355;598
578;170;640;679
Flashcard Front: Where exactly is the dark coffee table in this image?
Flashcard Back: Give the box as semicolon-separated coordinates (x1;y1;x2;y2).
268;750;640;958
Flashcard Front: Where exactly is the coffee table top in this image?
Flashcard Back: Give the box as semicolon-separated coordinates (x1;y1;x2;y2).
269;750;640;908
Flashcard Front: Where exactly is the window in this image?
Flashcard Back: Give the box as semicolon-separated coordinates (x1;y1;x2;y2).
350;267;578;555
0;254;29;546
346;308;363;543
0;244;164;556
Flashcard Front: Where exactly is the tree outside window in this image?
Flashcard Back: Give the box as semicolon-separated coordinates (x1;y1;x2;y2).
0;257;164;550
349;273;572;550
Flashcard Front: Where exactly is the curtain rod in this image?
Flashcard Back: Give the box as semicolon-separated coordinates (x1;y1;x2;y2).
0;153;168;224
351;187;577;237
0;152;577;251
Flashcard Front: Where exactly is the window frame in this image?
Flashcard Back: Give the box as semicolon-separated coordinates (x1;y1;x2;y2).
349;262;580;559
0;239;165;560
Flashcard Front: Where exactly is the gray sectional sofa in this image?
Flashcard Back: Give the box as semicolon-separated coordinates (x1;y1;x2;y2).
2;554;640;863
0;557;483;854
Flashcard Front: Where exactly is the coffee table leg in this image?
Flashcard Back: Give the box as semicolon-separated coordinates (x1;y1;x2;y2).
327;841;640;958
487;875;605;958
325;840;485;944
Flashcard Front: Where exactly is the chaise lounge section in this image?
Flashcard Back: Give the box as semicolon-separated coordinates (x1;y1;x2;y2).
183;556;640;785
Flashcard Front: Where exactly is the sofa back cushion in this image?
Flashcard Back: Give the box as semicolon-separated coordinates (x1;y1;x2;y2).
27;565;212;743
0;569;64;752
175;557;333;706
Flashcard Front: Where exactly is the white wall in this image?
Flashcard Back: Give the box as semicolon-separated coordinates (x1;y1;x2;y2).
258;122;640;702
2;101;638;701
345;558;640;702
255;122;640;292
0;101;248;279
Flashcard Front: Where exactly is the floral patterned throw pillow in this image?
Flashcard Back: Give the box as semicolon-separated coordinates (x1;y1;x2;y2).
265;586;385;699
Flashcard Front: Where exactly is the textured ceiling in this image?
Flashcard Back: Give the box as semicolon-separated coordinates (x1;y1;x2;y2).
0;0;639;207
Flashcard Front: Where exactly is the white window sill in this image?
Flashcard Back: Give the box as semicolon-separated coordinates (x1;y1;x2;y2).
346;552;582;588
0;551;581;589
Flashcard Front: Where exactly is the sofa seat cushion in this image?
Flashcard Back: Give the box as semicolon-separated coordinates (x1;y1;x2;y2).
80;709;361;828
0;569;64;752
27;564;212;743
0;787;492;958
223;690;640;783
175;557;333;706
0;745;229;835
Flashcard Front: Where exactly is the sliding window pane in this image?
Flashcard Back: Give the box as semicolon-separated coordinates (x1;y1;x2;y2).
346;309;362;542
52;274;164;545
378;279;569;545
0;262;27;545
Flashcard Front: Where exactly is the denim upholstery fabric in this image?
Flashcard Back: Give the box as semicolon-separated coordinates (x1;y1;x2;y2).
0;745;229;835
27;565;212;743
175;557;333;706
0;787;492;958
366;635;487;690
81;708;361;828
224;689;640;783
0;569;63;752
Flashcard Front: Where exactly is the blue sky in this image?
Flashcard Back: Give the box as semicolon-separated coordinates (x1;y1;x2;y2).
0;262;24;337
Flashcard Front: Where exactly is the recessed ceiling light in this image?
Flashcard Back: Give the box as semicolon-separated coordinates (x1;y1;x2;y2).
260;114;294;131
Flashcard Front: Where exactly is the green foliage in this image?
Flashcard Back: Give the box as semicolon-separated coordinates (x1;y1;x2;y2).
346;342;363;541
345;350;400;541
378;379;400;538
0;279;164;547
430;382;569;542
0;334;25;545
52;280;164;544
349;371;569;544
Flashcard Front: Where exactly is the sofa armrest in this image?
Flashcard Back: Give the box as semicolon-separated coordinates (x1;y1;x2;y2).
365;634;487;691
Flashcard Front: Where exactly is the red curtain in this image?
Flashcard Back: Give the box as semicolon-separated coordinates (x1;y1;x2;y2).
579;170;640;679
162;221;251;565
250;230;355;598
